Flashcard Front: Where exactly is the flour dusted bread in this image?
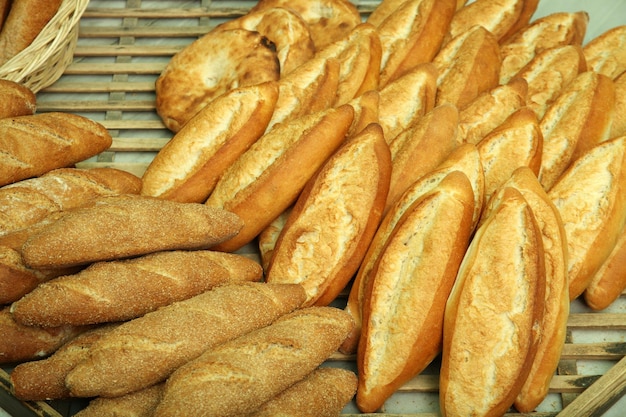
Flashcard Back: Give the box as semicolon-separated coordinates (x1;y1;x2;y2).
21;195;243;269
0;79;36;119
0;112;113;187
74;384;164;417
153;306;354;417
142;82;279;203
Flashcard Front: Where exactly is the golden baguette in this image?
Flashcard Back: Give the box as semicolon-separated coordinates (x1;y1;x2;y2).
65;282;307;398
21;195;243;269
153;306;354;417
610;70;626;138
11;250;263;327
548;136;626;300
258;207;292;272
266;123;391;307
347;89;380;137
356;171;475;413
74;383;164;417
0;79;36;119
583;25;626;80
440;187;545;417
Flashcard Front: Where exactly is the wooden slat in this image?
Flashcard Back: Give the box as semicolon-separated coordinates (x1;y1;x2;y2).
73;44;183;57
567;313;626;330
41;81;157;93
63;62;165;75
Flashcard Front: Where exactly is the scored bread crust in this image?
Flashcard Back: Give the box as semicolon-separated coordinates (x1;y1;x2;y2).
583;25;626;80
585;222;626;310
0;79;36;119
611;71;626;138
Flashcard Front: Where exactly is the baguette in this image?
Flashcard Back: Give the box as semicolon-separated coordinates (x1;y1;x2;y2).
548;136;626;300
10;324;118;400
258;207;292;272
141;82;279;203
248;367;357;417
11;250;263;327
583;25;626;80
356;171;475;413
74;383;164;417
0;112;113;187
346;89;380;138
0;79;36;119
266;123;391;307
65;282;307;397
610;71;626;139
21;195;243;269
0;0;10;32
440;187;545;417
205;105;354;252
153;306;354;417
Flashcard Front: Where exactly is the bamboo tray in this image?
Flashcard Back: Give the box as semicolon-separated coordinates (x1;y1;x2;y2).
2;1;626;416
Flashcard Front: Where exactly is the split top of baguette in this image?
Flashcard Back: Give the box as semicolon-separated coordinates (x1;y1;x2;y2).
0;79;36;119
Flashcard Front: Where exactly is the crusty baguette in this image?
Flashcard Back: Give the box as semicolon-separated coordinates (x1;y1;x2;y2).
21;195;243;269
0;307;88;364
141;82;279;203
347;89;380;138
10;324;118;400
483;167;569;413
0;0;10;32
0;167;142;236
258;207;292;272
11;250;263;327
0;79;36;119
205;105;354;252
0;112;113;187
610;71;626;139
457;77;528;144
538;71;615;190
266;123;391;307
357;171;475;413
0;0;62;65
341;142;485;354
74;383;164;417
248;367;357;417
65;282;306;397
583;25;626;80
433;25;502;109
153;306;354;417
548;136;626;300
440;187;545;417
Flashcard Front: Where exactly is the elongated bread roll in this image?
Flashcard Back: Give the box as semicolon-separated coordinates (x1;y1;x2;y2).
11;250;263;327
611;71;626;138
347;89;380;138
65;282;307;398
141;82;278;203
266;123;391;307
258;207;292;272
583;25;626;80
74;383;164;417
0;113;113;187
440;187;545;417
21;195;243;269
357;171;475;413
153;306;354;417
205;105;354;252
548;136;626;300
0;79;36;119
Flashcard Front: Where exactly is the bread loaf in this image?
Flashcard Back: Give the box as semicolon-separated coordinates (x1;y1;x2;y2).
258;207;292;272
583;25;626;80
11;250;263;327
0;112;113;187
356;171;475;413
141;82;279;203
21;195;243;269
0;0;10;32
74;383;164;417
266;123;391;307
153;306;354;417
0;79;36;119
440;187;545;417
346;89;380;138
205;105;354;252
65;282;307;397
611;71;626;138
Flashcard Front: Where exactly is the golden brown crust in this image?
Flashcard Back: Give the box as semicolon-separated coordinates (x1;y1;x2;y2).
610;71;626;138
0;79;36;119
583;25;626;80
74;383;164;417
347;89;380;138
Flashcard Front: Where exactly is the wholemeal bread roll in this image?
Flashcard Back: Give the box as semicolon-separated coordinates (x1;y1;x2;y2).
0;167;142;236
10;324;118;400
499;11;589;84
249;367;357;417
73;383;164;417
21;195;243;269
153;306;354;417
611;71;626;138
457;77;528;144
11;250;263;327
440;187;545;417
266;123;391;307
483;167;569;413
65;282;307;397
205;105;354;252
548;136;626;300
583;25;626;80
155;28;279;132
0;307;88;364
433;25;502;109
341;142;485;354
0;112;113;187
376;0;456;87
249;0;361;50
0;79;36;119
141;82;279;203
538;71;615;190
356;171;475;413
0;0;62;65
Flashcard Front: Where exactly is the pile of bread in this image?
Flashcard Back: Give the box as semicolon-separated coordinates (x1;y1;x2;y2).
2;0;626;415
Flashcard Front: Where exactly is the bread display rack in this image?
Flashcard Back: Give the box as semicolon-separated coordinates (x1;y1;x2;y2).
1;0;625;416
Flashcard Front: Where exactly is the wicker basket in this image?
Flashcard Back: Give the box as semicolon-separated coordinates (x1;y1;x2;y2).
0;0;89;93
